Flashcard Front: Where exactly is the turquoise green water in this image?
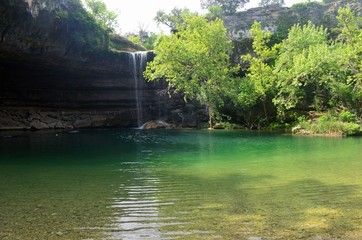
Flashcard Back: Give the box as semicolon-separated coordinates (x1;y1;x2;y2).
1;130;362;239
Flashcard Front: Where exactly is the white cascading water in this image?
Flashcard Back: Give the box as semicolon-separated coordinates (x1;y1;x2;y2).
130;52;148;128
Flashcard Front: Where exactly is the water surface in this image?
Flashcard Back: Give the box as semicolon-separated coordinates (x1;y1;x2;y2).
1;130;362;239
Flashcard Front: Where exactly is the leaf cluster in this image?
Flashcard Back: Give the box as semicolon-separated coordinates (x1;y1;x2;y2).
154;8;195;31
84;0;119;31
238;4;362;124
145;15;236;127
259;0;285;8
146;4;362;129
200;0;250;15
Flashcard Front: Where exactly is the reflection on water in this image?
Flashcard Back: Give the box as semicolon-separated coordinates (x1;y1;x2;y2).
1;130;362;239
109;176;179;239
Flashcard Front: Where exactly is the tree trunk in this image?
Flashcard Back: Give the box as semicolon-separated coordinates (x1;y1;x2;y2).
207;105;214;129
262;98;269;122
209;114;213;129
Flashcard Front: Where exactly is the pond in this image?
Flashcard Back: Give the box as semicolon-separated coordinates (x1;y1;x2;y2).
1;129;362;239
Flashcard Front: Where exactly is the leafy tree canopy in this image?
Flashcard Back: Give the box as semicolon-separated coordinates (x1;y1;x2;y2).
144;15;237;128
239;21;278;121
200;0;250;15
204;6;224;21
147;4;362;129
84;0;118;31
272;22;334;116
239;16;361;122
154;8;196;31
259;0;285;7
336;4;362;107
127;32;160;50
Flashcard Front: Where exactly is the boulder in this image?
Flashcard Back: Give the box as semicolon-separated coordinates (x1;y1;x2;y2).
141;120;172;129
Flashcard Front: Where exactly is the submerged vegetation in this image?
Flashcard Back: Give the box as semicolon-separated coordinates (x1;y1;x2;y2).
144;3;362;135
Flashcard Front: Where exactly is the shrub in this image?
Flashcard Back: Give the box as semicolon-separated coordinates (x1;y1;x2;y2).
294;111;362;136
339;110;356;123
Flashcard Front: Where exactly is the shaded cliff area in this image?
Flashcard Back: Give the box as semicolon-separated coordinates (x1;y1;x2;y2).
0;0;206;130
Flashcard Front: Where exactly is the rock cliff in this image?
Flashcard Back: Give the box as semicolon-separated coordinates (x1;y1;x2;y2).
0;0;177;129
0;0;208;130
224;0;362;41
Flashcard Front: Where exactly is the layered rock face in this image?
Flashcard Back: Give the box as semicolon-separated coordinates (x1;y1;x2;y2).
0;50;169;129
0;0;202;129
0;0;209;130
224;0;362;41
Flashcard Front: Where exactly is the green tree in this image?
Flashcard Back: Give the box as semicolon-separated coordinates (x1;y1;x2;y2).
142;32;159;50
200;0;250;15
127;32;160;50
126;34;141;45
205;6;224;21
144;16;236;128
154;8;195;31
273;22;346;117
239;21;278;121
323;0;339;3
84;0;118;31
336;4;362;111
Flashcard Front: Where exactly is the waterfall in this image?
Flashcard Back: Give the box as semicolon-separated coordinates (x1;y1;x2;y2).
130;52;148;127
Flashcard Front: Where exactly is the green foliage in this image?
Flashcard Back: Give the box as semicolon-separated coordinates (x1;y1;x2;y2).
290;1;324;25
259;0;285;7
200;0;250;15
146;4;362;130
296;111;362;136
142;32;159;50
234;5;362;129
127;35;141;45
127;32;160;50
336;4;362;110
272;22;340;117
233;77;259;110
291;1;323;12
144;15;237;128
205;6;224;21
55;0;111;53
322;0;339;3
271;13;295;44
214;122;241;129
108;34;146;52
339;110;357;123
154;8;195;30
84;0;118;31
239;21;278;120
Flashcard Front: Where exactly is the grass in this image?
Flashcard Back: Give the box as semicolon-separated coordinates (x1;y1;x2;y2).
293;110;362;136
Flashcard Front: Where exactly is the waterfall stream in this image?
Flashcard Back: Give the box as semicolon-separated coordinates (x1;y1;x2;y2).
130;52;148;127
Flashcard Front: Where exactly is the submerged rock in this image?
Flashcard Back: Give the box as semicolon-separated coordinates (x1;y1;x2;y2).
141;120;173;129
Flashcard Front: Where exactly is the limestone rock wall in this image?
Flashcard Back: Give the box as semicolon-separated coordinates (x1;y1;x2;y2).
224;1;362;41
0;0;175;130
224;6;288;40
